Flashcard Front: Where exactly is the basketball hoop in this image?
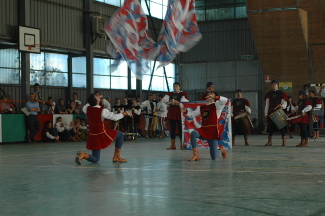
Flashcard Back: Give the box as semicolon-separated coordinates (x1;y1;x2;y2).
27;44;45;50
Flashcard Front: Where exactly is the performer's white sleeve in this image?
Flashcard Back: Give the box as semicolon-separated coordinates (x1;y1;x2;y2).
315;104;322;108
321;88;325;98
46;132;55;139
281;99;287;109
294;105;299;113
134;108;141;115
186;106;201;118
83;103;90;114
231;105;233;117
245;105;251;114
161;94;170;103
101;109;124;121
264;98;269;117
215;96;228;118
180;96;189;102
302;105;312;113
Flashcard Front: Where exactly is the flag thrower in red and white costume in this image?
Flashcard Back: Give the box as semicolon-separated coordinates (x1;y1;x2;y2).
75;94;132;165
181;92;229;161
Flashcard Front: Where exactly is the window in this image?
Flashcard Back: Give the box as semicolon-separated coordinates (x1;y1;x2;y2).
196;0;247;21
94;0;167;20
142;61;175;91
30;52;68;87
93;58;111;89
0;49;20;84
72;57;86;88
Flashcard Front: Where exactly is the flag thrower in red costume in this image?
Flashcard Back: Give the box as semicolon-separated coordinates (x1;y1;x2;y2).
75;94;132;165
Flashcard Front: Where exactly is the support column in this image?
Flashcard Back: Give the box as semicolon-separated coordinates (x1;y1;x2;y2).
19;0;31;100
84;0;94;97
67;56;73;100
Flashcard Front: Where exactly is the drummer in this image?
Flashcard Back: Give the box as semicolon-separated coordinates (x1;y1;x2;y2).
264;80;288;146
295;90;312;147
231;89;251;146
286;96;297;138
308;90;322;139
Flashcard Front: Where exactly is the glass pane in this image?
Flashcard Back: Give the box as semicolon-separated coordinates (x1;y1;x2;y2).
30;53;45;70
45;53;68;72
112;61;128;76
30;70;46;85
142;75;151;90
73;74;86;88
151;76;165;91
72;57;86;74
141;0;150;15
236;6;247;18
162;0;168;6
111;76;127;89
167;78;174;91
150;2;163;19
131;74;136;90
106;0;120;6
0;49;20;68
0;68;20;84
206;0;234;6
165;63;175;77
154;65;165;76
151;0;163;4
93;58;110;75
46;72;68;87
196;9;206;21
207;7;234;20
94;75;110;89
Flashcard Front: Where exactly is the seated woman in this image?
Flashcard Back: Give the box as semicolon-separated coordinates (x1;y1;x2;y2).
42;121;60;142
7;95;16;113
55;116;76;142
69;116;82;141
0;95;13;114
79;118;89;140
67;100;79;114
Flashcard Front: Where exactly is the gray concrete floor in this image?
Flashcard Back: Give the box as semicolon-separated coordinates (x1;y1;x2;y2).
1;133;325;216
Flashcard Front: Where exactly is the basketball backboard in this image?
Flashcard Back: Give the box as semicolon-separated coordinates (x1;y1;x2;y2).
19;26;41;53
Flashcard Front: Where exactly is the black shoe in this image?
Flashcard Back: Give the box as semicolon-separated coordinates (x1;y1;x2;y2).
27;136;31;143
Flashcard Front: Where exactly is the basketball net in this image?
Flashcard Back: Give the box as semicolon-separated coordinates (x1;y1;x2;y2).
315;86;321;94
28;44;45;50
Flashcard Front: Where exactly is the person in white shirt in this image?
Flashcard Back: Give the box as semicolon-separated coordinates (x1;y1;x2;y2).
71;92;81;113
157;94;168;138
55;116;76;142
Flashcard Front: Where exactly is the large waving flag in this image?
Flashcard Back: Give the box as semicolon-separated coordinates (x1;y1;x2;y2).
104;0;160;79
157;0;202;68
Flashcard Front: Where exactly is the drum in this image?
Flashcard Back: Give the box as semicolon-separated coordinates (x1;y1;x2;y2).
234;113;253;133
124;133;136;141
287;116;301;125
269;109;288;129
314;108;324;116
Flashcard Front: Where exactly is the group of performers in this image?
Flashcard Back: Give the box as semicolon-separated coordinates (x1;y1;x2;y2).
75;79;324;165
264;80;323;147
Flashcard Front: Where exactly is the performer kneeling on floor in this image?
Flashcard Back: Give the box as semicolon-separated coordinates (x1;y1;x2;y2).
295;90;312;147
75;93;132;165
181;92;228;161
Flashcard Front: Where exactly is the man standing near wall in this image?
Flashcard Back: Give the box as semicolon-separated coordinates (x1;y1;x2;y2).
264;80;288;146
201;82;216;100
26;93;41;143
232;89;251;146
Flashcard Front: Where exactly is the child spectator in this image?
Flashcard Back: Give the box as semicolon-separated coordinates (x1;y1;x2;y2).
55;116;76;142
42;121;60;142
